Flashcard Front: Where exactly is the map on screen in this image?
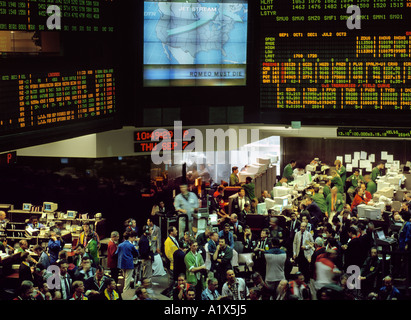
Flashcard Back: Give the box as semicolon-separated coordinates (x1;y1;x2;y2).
144;1;248;87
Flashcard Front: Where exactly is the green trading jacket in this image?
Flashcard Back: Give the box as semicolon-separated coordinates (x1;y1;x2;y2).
337;165;347;186
243;182;256;201
312;193;327;214
347;174;364;189
184;250;206;287
331;176;344;194
371;167;382;182
283;164;294;182
323;185;331;199
87;239;99;266
230;173;239;186
367;180;377;195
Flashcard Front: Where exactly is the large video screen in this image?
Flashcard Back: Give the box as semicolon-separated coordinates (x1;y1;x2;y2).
143;0;248;87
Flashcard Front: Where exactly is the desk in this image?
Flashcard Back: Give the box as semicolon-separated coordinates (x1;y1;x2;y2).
223;187;241;201
8;210;42;223
245;214;288;232
245;214;267;232
0;252;22;277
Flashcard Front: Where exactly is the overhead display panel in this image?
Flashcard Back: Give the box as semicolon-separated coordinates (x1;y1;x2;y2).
0;0;115;32
259;0;411;114
0;0;119;151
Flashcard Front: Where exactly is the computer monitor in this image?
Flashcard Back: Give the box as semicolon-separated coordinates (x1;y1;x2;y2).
273;186;289;198
274;196;289;207
272;205;283;214
364;207;381;220
296;175;306;187
357;204;367;218
67;210;77;219
257;203;266;215
265;198;276;210
358;204;381;220
22;203;32;211
376;229;386;240
305;165;316;173
208;213;218;225
43;202;58;213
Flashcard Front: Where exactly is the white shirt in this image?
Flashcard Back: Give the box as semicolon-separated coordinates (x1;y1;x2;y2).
238;197;245;211
264;251;287;282
315;259;339;290
170;236;179;248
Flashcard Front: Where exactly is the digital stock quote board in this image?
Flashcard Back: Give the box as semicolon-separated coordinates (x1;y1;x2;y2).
259;0;411;116
0;69;116;132
0;0;117;141
0;0;115;32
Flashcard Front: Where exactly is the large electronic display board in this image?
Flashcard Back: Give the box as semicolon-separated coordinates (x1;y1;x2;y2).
0;0;119;149
0;0;115;32
143;0;248;87
259;0;411;113
0;68;115;132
